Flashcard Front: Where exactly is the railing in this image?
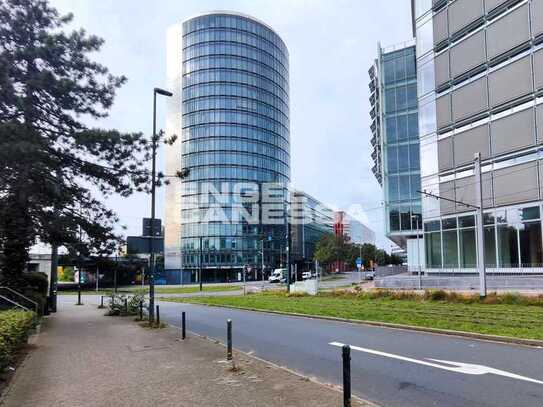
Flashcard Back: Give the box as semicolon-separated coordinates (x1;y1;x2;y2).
0;287;39;314
0;294;31;312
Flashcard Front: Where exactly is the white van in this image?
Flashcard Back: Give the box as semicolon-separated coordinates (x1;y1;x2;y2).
268;268;286;283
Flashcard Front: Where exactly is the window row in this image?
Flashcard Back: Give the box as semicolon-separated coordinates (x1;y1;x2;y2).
182;138;289;161
388;204;423;233
386;143;420;174
436;52;543;129
180;223;284;241
183;110;289;138
179;180;287;197
384;83;418;114
183;29;287;67
382;49;417;85
181;252;279;267
425;209;543;269
387;173;422;203
180;205;292;224
183;96;289;127
183;165;289;183
183;15;287;56
183;151;289;174
385;112;419;143
183;42;287;78
184;66;288;99
183;70;288;103
182;125;289;150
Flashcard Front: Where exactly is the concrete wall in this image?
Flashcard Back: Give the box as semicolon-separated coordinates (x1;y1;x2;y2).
376;275;543;290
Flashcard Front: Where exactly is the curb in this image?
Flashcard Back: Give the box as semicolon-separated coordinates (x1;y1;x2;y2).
172;301;543;348
163;322;378;407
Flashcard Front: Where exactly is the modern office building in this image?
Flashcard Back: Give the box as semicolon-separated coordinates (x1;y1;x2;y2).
333;211;376;272
333;211;376;245
369;41;423;269
164;12;290;282
413;0;543;272
290;190;334;269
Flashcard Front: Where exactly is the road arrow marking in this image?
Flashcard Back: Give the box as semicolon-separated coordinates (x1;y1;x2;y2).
329;341;543;385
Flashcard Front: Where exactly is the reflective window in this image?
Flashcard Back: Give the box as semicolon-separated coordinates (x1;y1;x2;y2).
459;228;476;268
443;230;459;267
519;222;543;267
426;231;442;268
497;224;519;267
415;0;432;19
416;16;433;58
418;58;435;97
484;226;497;267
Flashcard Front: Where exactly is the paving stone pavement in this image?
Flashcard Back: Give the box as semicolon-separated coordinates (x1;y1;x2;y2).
0;301;370;407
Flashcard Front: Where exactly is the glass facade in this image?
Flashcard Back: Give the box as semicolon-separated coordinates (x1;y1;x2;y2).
290;191;334;267
380;46;422;236
425;204;543;269
178;13;290;282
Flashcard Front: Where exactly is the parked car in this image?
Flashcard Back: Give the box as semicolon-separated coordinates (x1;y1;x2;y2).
268;268;286;283
302;271;312;280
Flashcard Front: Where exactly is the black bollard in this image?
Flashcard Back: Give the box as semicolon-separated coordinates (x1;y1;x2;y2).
342;345;351;407
139;300;143;320
156;305;160;326
226;319;232;361
100;295;104;308
182;311;186;340
124;298;128;314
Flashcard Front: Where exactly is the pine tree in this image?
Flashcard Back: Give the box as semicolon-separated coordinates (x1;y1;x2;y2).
0;0;153;283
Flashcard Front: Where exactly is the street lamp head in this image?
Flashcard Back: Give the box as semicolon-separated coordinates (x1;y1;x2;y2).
154;87;173;97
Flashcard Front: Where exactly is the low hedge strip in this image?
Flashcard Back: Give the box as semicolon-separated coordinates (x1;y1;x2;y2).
0;310;35;371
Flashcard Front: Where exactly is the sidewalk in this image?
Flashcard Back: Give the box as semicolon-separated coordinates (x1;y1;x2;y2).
1;302;369;407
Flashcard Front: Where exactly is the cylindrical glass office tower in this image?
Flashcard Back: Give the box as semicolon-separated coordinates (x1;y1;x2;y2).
169;12;290;282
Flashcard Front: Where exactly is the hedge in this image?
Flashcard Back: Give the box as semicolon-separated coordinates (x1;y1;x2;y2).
0;310;35;371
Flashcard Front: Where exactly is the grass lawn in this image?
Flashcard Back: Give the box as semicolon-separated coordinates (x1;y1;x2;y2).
58;285;241;295
163;291;543;340
141;285;241;294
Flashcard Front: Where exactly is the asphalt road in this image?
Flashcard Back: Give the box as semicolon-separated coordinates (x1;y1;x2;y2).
156;300;543;407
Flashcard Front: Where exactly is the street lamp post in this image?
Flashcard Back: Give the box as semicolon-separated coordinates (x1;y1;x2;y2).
149;87;173;322
412;215;421;290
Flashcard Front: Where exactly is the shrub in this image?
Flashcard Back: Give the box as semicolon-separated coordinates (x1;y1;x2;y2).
0;310;35;371
500;292;522;305
105;293;146;317
426;290;448;301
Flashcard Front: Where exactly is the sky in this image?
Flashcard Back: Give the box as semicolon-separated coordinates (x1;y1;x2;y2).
48;0;413;250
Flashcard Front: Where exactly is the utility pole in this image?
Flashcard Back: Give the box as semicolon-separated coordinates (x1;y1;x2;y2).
474;152;487;298
199;236;203;292
261;239;265;290
76;218;83;306
412;215;421;290
285;199;291;293
49;244;58;312
114;249;118;294
96;265;99;292
359;244;362;284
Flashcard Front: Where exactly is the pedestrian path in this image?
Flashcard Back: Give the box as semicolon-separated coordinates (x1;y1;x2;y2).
0;301;368;406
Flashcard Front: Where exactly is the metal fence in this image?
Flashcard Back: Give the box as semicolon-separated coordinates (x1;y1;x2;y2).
375;265;408;278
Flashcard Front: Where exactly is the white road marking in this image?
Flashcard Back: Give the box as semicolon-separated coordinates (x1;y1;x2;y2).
329;341;543;386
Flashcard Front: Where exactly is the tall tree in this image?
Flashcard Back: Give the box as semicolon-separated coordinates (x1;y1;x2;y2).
0;0;153;283
314;233;349;267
